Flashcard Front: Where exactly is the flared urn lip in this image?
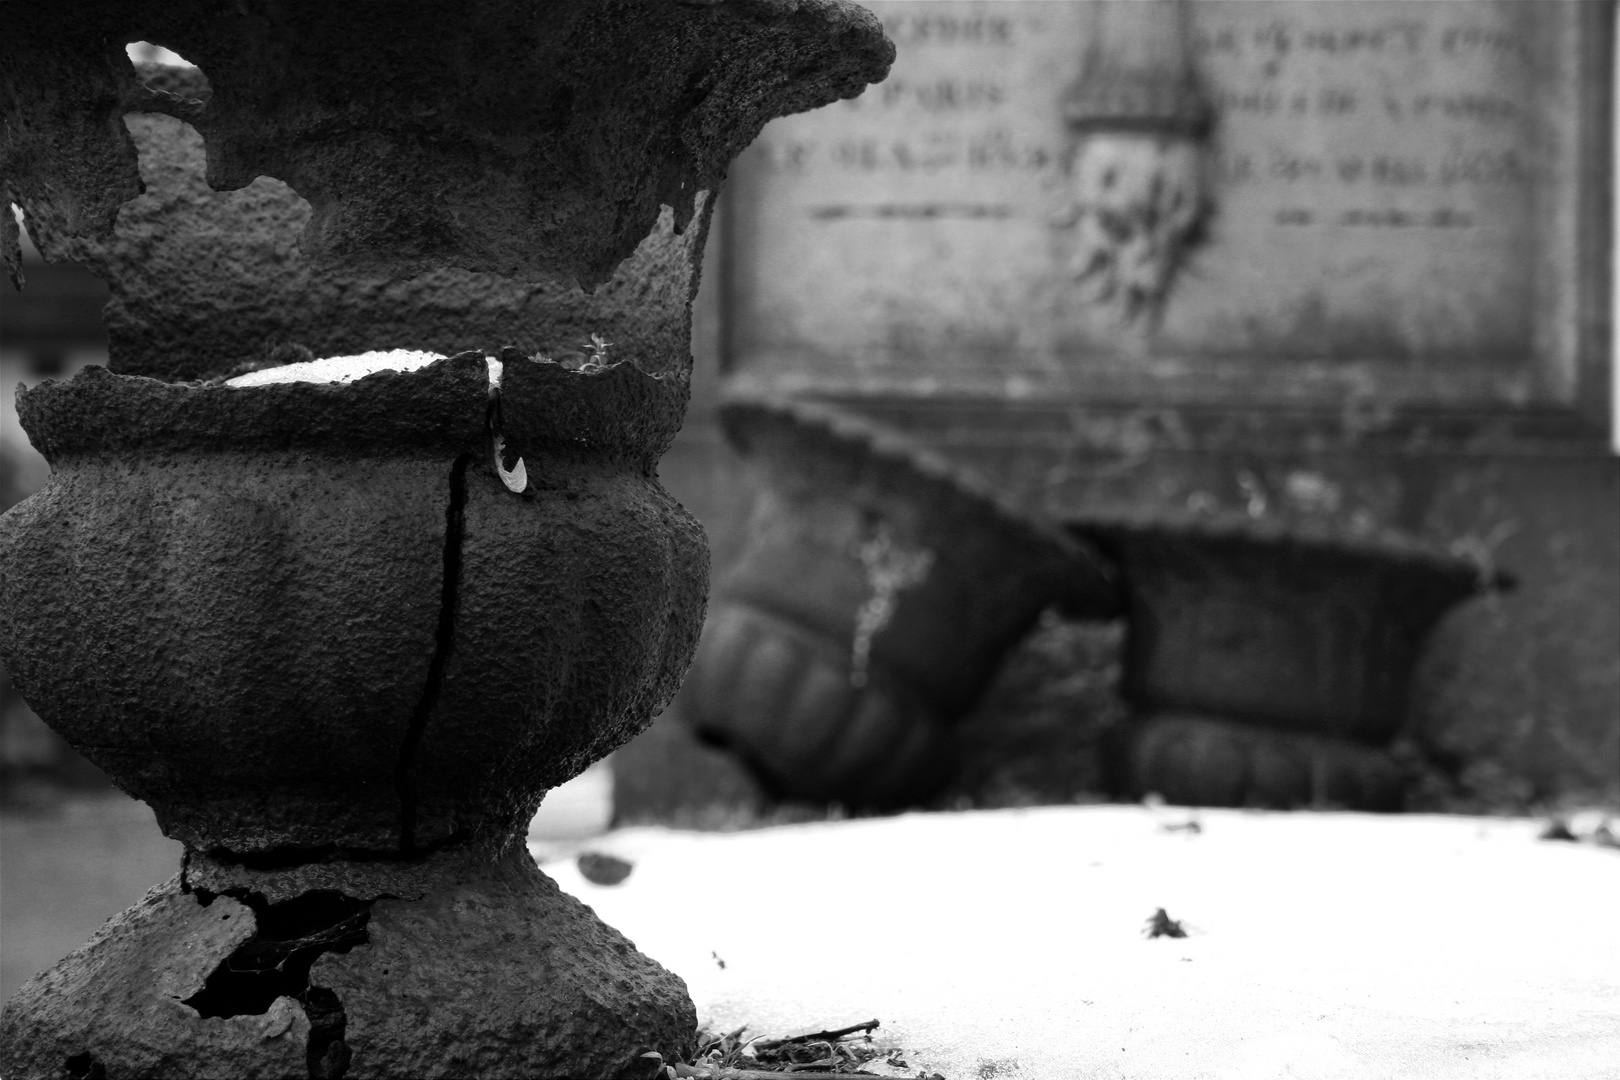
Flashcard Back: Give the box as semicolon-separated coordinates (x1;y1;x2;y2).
13;350;692;470
1066;507;1515;600
2;0;896;289
718;389;1122;618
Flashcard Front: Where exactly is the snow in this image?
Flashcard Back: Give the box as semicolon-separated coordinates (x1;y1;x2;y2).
531;804;1620;1080
224;350;451;386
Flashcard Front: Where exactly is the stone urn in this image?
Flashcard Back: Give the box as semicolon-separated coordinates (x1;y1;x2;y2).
680;393;1119;808
0;2;892;1076
1069;510;1513;810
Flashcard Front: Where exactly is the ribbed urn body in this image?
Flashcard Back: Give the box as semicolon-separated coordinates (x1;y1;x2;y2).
0;357;707;856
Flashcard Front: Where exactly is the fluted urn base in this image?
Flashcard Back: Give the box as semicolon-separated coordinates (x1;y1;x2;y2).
1114;713;1407;812
0;844;693;1080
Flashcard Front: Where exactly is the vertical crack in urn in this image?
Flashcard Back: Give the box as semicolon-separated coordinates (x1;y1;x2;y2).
397;453;473;853
301;984;352;1080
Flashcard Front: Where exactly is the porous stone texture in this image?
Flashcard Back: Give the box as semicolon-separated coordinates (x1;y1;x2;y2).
2;0;894;292
0;879;312;1079
26;68;724;383
307;846;694;1079
0;357;706;855
0;15;147;291
412;362;710;847
0;848;694;1079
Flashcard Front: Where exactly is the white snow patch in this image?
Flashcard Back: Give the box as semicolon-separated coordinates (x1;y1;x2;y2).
223;350;501;387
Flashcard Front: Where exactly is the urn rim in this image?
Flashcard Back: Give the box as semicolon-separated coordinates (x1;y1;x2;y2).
14;350;691;468
718;389;1121;618
1066;507;1514;597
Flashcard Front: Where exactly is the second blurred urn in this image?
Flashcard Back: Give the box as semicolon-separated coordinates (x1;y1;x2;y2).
679;394;1119;808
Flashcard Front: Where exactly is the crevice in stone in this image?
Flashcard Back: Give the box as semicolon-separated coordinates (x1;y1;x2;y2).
181;890;371;1079
303;986;352;1080
397;452;472;853
182;891;371;1019
64;1052;107;1080
199;829;475;872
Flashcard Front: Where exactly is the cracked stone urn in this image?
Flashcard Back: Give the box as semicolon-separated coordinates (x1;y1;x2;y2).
0;2;892;1076
680;393;1119;808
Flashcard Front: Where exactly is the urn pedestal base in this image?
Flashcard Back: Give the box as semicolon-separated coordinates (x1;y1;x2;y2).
0;845;694;1080
1115;713;1407;812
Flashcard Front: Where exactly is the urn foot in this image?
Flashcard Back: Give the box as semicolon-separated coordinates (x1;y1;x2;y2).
0;846;694;1079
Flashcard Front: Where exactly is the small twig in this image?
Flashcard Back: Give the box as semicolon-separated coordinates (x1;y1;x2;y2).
673;1066;881;1080
752;1019;880;1051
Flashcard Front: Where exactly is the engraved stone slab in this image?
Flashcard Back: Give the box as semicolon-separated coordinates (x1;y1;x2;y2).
725;0;1589;409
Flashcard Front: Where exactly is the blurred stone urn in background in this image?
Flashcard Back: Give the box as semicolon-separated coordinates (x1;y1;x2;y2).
1072;511;1513;811
0;1;892;1076
679;393;1119;808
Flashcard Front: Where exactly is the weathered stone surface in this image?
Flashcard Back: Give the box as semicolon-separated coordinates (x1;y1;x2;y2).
0;376;461;853
499;350;695;468
36;75;722;383
14;352;491;456
2;0;894;291
0;357;707;854
0;14;146;290
182;854;428;910
1;849;693;1079
409;417;710;847
0;879;311;1080
308;846;694;1079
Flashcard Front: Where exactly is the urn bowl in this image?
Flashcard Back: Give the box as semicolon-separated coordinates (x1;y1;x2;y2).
0;355;708;856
